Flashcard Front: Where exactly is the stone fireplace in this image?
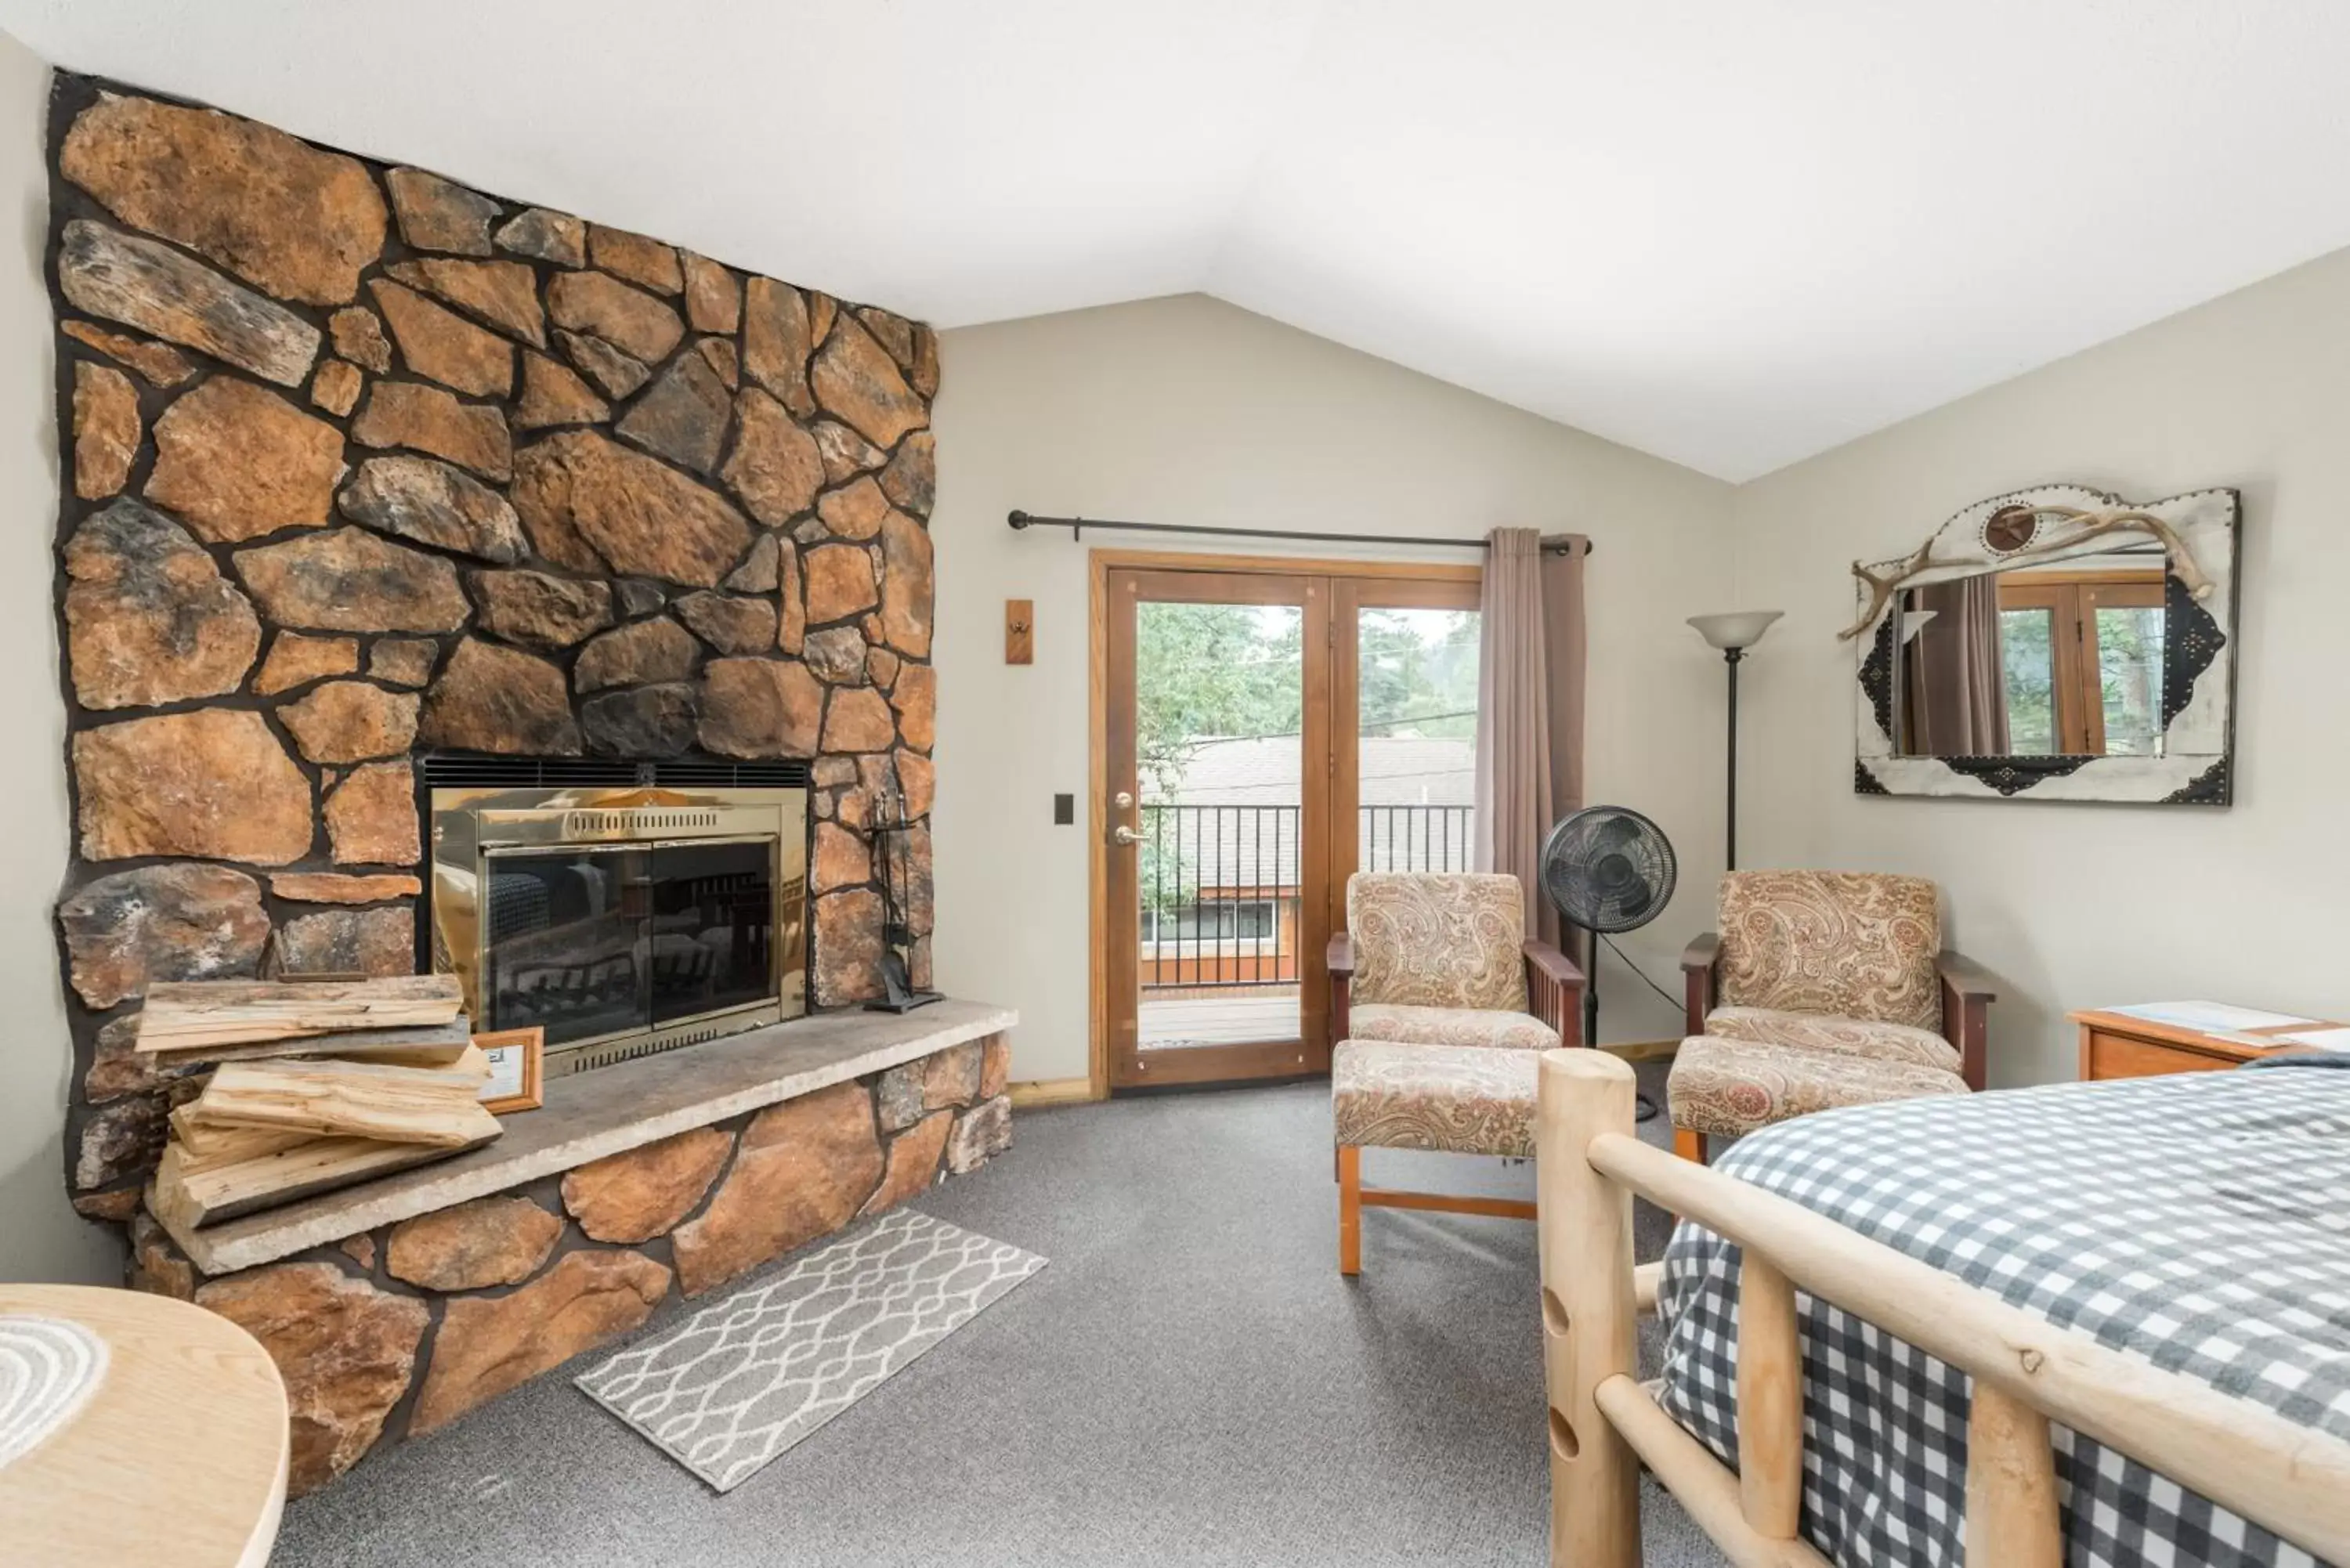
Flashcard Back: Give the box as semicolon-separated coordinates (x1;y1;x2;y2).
51;70;942;1220
42;73;1002;1494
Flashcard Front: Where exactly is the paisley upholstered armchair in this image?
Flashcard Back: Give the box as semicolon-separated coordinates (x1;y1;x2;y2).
1672;869;1996;1160
1326;872;1585;1053
1325;872;1586;1275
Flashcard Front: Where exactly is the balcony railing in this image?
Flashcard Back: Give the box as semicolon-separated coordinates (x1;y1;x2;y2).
1137;803;1474;992
1360;804;1474;880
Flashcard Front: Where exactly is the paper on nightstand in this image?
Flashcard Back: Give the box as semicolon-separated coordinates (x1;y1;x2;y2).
2106;1000;2318;1031
2280;1028;2350;1052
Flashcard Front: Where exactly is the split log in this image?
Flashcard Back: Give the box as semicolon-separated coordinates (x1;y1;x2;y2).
183;1055;491;1147
136;976;463;1053
150;1115;500;1228
165;1108;309;1168
145;1017;474;1069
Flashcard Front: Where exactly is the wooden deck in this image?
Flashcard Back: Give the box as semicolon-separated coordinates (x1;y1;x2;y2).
1138;989;1301;1050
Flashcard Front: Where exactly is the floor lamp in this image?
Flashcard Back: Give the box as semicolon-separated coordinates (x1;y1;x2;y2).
1687;612;1783;869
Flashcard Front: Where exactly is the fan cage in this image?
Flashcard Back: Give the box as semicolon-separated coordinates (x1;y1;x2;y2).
1539;806;1678;935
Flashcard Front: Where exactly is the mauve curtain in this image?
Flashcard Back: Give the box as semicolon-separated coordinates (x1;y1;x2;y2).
1904;577;2008;755
1473;528;1587;947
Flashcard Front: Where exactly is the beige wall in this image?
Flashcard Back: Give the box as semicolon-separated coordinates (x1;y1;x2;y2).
0;34;114;1284
929;294;1736;1082
1732;247;2350;1086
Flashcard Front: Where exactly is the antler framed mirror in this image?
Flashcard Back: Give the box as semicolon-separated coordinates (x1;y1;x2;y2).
1851;484;2240;805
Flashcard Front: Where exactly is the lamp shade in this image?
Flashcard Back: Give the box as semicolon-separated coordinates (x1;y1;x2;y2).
1687;610;1784;651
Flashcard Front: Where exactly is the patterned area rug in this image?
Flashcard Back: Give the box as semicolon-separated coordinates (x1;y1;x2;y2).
578;1209;1047;1491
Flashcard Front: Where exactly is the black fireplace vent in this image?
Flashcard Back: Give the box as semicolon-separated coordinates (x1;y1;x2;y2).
649;758;815;788
419;753;812;789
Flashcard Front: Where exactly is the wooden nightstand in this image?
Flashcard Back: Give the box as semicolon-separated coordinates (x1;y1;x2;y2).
2071;1007;2341;1081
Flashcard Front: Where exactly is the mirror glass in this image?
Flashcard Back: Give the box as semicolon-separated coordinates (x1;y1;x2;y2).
1892;533;2168;759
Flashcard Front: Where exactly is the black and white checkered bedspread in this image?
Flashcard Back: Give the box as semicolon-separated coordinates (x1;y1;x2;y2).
1654;1068;2350;1568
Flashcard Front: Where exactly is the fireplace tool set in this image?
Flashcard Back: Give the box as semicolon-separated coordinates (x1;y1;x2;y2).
866;783;941;1013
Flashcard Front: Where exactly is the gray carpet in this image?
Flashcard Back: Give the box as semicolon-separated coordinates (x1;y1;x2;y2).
272;1062;1730;1567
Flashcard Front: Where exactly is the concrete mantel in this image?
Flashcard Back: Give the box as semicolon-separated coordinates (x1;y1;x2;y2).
157;999;1015;1275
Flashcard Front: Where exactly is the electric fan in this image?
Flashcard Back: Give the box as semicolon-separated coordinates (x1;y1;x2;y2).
1540;805;1678;1118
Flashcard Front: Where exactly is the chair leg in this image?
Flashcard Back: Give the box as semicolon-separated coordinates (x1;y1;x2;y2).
1672;1126;1708;1165
1337;1144;1362;1277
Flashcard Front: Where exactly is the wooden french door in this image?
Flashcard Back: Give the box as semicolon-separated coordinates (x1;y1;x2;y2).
1099;558;1481;1092
1331;576;1484;905
1104;568;1333;1088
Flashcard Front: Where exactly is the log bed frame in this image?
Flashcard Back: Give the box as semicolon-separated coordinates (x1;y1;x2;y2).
1535;1050;2350;1568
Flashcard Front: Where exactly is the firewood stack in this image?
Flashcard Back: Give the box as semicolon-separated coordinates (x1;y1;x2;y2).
143;976;504;1230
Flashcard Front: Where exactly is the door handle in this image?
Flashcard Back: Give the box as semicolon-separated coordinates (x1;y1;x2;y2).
1112;826;1141;845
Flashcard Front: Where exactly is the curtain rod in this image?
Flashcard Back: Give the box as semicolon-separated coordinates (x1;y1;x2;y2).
1006;510;1591;556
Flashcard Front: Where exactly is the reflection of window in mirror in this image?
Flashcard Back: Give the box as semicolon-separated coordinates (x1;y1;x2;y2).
1899;558;2165;758
1997;571;2164;755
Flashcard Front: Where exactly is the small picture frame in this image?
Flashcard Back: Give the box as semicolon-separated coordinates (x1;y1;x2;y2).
473;1026;544;1115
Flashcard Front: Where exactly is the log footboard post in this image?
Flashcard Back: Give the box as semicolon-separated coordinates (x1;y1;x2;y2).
1737;1254;1802;1539
1965;1386;2060;1568
1537;1050;1641;1568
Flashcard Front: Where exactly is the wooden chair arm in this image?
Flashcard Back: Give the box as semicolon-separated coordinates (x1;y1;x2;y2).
1936;950;1998;1000
1523;938;1585;988
1939;949;1995;1092
1524;938;1587;1048
1681;931;1720;1039
1328;931;1354;1044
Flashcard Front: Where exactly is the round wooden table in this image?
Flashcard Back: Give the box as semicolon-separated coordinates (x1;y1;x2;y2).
1;1283;287;1568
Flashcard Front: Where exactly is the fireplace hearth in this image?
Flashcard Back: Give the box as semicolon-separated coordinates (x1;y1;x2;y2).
424;756;810;1075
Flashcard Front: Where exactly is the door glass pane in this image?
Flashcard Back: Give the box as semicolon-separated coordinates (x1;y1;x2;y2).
1358;606;1480;875
1133;601;1302;1050
2095;605;2165;755
649;838;778;1025
483;845;651;1046
1998;608;2058;754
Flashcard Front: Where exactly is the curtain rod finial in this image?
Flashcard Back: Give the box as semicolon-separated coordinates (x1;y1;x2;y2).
1007;510;1032;529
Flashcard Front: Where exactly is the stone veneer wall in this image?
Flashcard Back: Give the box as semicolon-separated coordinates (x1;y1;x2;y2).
45;73;941;1224
131;1036;1011;1495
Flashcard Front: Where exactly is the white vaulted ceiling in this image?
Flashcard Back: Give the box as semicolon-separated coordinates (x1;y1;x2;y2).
7;1;2350;479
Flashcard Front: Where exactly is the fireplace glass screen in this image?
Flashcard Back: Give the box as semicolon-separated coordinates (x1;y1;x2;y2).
425;764;809;1075
482;837;777;1047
